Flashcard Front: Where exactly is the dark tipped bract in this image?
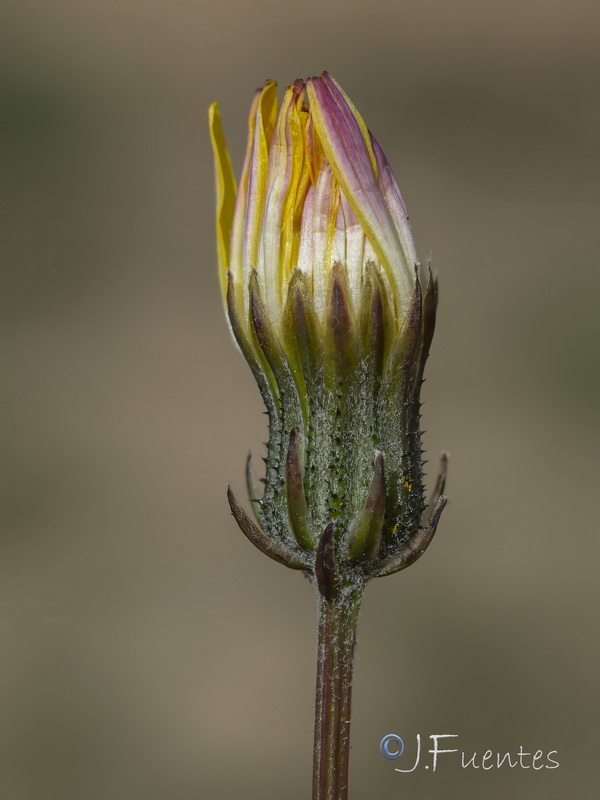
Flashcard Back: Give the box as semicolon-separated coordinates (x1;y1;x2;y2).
226;261;447;592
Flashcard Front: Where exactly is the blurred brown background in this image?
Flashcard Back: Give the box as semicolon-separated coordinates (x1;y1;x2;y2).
3;1;600;798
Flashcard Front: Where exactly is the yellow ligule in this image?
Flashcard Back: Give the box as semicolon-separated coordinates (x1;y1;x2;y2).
325;181;340;277
244;82;279;278
280;88;310;292
208;102;237;307
305;115;324;189
228;89;261;327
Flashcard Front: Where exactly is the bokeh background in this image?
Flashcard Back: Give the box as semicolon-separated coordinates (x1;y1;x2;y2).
4;1;600;798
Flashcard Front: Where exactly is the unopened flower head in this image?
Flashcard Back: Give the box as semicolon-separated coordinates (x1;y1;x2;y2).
210;73;446;589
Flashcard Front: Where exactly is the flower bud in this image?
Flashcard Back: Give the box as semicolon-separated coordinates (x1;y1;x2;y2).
210;73;447;586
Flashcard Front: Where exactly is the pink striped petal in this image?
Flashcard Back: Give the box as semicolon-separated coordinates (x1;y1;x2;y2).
370;133;419;279
306;74;414;311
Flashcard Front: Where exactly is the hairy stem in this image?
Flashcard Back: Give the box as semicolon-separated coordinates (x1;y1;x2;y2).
312;586;363;800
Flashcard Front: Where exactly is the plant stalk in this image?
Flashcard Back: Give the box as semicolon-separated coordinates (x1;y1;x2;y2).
312;586;363;800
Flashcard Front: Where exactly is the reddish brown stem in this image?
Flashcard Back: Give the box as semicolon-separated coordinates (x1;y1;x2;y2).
312;588;363;800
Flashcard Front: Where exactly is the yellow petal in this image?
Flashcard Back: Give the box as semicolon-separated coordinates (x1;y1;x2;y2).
243;81;279;287
281;86;310;291
208;102;237;307
257;81;307;313
228;89;261;324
